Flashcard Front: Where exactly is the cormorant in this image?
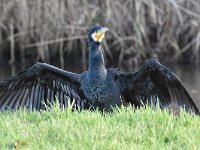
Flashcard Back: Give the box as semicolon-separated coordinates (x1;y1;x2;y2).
0;25;199;114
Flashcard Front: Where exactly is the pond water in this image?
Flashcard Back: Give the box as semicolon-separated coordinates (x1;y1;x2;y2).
0;63;200;109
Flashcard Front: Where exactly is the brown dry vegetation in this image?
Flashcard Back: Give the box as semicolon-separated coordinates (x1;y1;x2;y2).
0;0;200;71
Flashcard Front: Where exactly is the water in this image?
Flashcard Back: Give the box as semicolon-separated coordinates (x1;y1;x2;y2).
0;63;200;109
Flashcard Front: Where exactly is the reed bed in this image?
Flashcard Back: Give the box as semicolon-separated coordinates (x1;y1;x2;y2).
0;0;200;71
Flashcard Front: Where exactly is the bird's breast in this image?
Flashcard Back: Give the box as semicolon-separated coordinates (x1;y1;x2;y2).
81;71;121;110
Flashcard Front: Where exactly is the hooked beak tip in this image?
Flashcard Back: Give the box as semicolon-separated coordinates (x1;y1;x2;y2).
103;27;109;32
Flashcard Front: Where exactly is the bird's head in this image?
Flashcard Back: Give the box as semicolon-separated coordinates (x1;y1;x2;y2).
88;25;108;44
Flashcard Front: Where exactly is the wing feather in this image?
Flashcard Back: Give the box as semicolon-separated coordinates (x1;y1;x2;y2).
0;62;87;111
36;85;42;110
118;59;199;114
40;87;45;110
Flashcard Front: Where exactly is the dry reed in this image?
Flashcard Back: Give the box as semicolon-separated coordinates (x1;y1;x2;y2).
0;0;200;71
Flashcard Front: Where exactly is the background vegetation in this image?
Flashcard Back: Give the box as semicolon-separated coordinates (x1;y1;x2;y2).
0;0;200;71
0;106;200;149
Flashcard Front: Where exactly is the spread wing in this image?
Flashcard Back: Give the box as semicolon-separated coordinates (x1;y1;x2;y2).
0;62;87;111
118;59;199;114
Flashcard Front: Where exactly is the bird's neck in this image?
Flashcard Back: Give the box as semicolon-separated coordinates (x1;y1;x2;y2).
88;43;107;80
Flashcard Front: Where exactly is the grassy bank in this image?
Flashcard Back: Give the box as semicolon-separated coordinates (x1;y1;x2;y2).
0;0;200;70
0;106;200;149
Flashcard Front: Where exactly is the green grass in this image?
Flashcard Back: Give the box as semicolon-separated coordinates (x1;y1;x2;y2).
0;105;200;149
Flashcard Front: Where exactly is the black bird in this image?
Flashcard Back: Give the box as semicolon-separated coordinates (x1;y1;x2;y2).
0;25;199;114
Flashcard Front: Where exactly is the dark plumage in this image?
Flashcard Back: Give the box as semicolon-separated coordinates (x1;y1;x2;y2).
0;25;199;114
